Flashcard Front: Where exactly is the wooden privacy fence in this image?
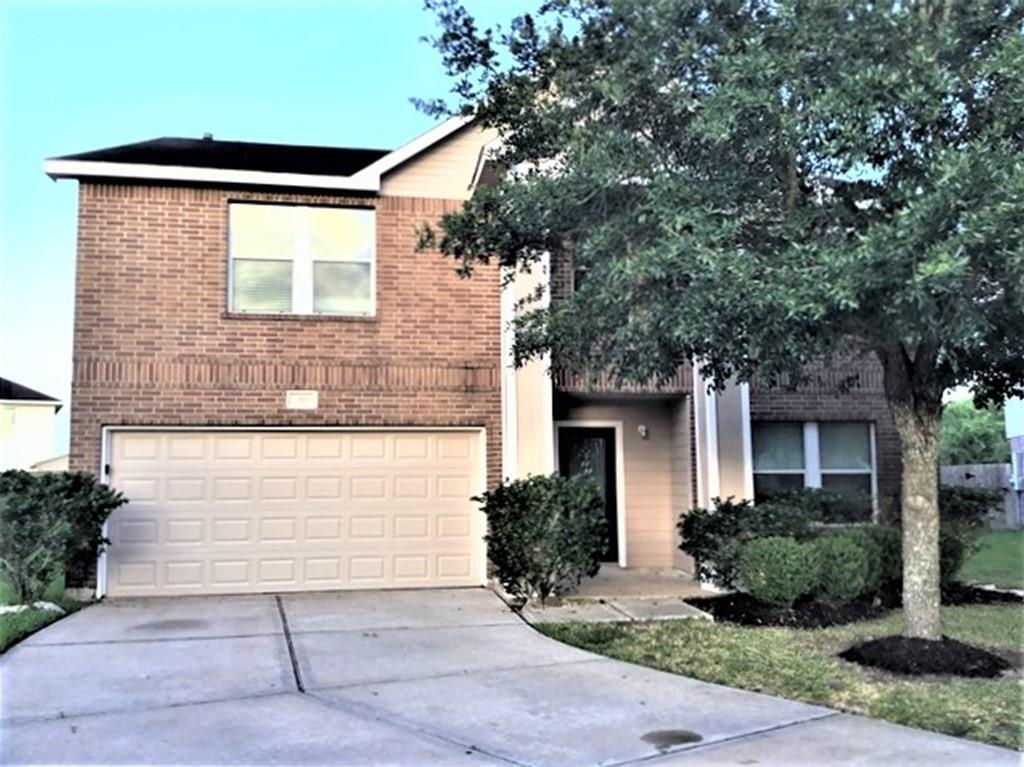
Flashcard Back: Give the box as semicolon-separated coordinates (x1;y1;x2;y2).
940;463;1023;530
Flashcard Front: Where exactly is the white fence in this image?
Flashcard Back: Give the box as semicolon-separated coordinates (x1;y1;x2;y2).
940;463;1023;530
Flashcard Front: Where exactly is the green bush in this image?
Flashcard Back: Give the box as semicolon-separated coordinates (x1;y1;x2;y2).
0;495;70;605
939;485;1001;530
0;470;125;604
838;483;1000;600
679;498;755;588
681;485;999;598
813;533;871;604
767;487;873;524
837;526;887;596
738;536;818;607
937;485;1000;587
679;495;822;588
475;474;606;604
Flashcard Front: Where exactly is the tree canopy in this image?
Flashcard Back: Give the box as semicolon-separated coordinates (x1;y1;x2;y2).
422;0;1024;408
420;0;1024;640
940;399;1011;465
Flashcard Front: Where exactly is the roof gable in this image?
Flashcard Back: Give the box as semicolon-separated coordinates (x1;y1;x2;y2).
43;116;477;193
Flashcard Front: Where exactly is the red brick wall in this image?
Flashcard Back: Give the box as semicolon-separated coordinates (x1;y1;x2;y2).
70;184;502;486
750;359;902;518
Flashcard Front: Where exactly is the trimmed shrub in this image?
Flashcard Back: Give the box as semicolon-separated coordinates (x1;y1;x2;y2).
838;483;998;600
938;485;1000;589
813;533;871;604
738;536;818;607
681;485;999;599
939;485;1002;529
679;495;821;589
679;498;756;589
859;524;903;595
0;470;125;604
475;474;606;604
836;527;886;596
767;487;872;524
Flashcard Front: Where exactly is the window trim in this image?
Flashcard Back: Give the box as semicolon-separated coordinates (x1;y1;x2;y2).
752;420;878;517
226;201;376;318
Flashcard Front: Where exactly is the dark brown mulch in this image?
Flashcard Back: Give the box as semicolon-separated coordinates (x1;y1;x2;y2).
838;636;1012;678
687;583;1022;629
942;583;1024;606
684;593;889;629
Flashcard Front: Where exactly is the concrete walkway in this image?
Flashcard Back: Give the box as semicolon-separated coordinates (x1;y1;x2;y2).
0;588;1016;766
520;595;711;624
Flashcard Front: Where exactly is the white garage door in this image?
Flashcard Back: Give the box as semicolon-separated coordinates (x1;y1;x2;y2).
104;430;485;597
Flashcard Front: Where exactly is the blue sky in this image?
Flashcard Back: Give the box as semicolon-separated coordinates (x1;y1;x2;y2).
0;0;529;456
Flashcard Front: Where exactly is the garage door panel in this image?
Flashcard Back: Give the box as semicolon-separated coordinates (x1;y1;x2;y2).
306;476;344;499
106;430;484;596
166;519;204;543
166;477;205;502
306;435;344;459
167;434;208;460
114;518;160;545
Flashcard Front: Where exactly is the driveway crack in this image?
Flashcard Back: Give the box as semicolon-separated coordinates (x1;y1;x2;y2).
274;596;305;693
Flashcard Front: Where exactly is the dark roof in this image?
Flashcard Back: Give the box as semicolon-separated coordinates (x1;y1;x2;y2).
50;137;391;177
0;377;61;410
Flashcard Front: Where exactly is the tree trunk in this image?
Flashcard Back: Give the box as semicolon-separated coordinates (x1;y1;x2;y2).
890;402;943;640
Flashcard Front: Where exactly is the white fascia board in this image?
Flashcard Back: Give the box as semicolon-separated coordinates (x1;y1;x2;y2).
0;399;61;407
348;115;476;185
43;159;381;192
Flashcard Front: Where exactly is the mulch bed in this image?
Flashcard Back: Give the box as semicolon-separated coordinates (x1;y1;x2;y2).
838;636;1013;678
942;583;1024;606
686;583;1022;630
684;593;888;629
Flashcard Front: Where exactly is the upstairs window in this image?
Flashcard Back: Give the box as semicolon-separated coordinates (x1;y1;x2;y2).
753;421;876;520
229;203;375;316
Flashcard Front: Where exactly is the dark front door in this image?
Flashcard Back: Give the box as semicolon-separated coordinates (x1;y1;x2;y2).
558;427;619;562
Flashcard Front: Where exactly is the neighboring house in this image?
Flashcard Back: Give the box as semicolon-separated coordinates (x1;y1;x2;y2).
0;377;63;470
30;453;70;473
46;117;900;598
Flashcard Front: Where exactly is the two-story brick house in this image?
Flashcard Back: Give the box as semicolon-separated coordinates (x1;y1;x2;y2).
46;117;900;597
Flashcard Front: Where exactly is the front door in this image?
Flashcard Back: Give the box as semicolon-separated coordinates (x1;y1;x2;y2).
558;426;619;562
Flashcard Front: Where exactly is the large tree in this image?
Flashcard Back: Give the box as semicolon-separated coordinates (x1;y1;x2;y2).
420;0;1024;640
940;400;1011;465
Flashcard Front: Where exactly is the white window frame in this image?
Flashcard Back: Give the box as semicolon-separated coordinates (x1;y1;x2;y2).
752;421;878;516
227;203;376;318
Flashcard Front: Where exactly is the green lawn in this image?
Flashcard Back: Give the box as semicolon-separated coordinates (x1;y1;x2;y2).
960;531;1024;589
0;574;83;653
539;605;1024;750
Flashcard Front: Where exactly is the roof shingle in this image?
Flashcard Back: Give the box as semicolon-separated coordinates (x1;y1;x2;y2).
51;137;390;177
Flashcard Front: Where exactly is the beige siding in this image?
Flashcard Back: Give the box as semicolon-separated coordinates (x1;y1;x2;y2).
0;403;60;470
381;125;497;200
670;398;695;573
512;263;554;477
558;400;681;569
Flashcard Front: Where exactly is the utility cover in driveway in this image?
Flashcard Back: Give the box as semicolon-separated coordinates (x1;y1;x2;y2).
105;430;484;596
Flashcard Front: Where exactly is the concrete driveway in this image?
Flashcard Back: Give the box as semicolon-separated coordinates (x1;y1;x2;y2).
0;588;1015;766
